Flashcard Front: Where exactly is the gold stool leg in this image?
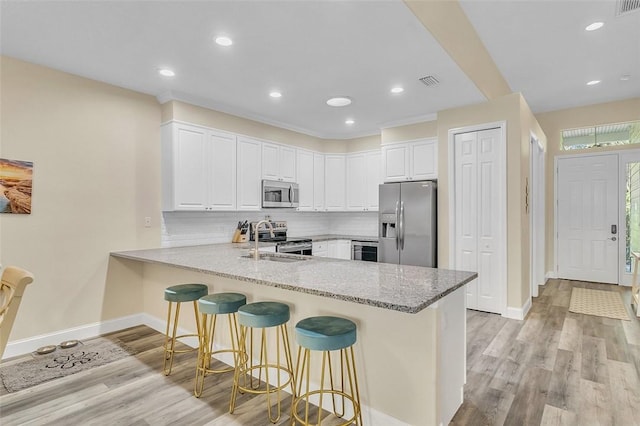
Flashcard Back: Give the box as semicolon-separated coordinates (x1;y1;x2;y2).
230;324;294;424
163;301;181;376
291;346;362;426
229;325;247;414
196;312;243;399
344;346;363;426
194;312;211;397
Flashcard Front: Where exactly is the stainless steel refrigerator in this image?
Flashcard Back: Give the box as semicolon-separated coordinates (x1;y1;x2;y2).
378;181;437;267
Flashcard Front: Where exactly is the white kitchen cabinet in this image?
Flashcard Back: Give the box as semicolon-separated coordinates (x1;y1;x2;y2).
296;149;314;211
346;151;381;211
161;122;236;211
325;154;346;211
328;239;351;260
381;138;437;182
236;137;262;210
365;150;382;210
346;153;366;211
262;142;296;182
312;241;328;257
313;153;325;211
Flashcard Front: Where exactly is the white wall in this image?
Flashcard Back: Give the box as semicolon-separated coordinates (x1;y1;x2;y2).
161;211;378;247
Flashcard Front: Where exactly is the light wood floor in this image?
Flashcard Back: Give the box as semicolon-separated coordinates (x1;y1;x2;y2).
451;279;640;426
1;279;639;425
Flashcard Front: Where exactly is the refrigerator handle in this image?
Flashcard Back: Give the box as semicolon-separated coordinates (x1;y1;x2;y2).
395;201;400;250
400;201;405;250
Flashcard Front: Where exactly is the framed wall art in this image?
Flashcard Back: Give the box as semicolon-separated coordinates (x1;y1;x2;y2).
0;158;33;214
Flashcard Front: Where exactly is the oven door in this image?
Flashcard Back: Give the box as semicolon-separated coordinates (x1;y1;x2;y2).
352;241;378;262
262;180;299;208
277;243;312;256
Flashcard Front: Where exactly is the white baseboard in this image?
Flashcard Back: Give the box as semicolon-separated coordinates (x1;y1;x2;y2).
3;313;146;360
503;298;531;321
546;271;557;280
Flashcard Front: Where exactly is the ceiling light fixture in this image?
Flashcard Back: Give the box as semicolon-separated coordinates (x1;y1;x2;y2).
326;96;352;107
215;36;233;46
391;87;404;94
158;68;175;77
585;22;604;31
269;91;282;98
345;119;355;125
586;80;601;86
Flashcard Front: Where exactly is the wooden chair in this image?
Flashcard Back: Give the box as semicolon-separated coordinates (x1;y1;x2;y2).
0;266;35;359
631;252;640;317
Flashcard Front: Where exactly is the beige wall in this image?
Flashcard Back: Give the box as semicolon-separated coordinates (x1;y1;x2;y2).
437;93;533;310
519;98;547;303
536;97;640;274
0;56;161;340
381;120;438;144
164;100;382;153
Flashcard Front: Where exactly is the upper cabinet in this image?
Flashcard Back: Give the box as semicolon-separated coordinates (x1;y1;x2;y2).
325;155;346;211
296;149;314;211
162;122;236;211
313;153;325;211
346;151;381;211
262;142;296;182
381;138;437;182
237;137;262;210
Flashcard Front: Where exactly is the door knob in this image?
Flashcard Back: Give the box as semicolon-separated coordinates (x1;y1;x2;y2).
610;237;617;241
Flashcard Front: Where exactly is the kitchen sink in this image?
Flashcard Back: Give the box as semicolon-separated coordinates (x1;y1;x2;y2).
240;253;311;263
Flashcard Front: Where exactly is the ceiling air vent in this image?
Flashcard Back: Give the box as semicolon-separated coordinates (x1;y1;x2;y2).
419;75;439;87
616;0;640;16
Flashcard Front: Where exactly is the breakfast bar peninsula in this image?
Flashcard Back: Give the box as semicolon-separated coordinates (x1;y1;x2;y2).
110;243;476;426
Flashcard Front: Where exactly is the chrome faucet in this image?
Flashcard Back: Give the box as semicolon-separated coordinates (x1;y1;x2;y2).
253;220;275;259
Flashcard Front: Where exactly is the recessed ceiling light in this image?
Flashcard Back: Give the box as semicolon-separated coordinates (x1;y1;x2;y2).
585;22;604;31
269;91;282;98
215;36;233;46
587;80;601;86
326;96;352;107
345;119;355;125
158;68;175;77
621;74;631;81
391;87;404;94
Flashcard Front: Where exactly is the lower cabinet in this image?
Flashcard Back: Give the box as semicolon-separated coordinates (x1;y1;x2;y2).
312;241;328;257
328;240;351;260
313;240;351;260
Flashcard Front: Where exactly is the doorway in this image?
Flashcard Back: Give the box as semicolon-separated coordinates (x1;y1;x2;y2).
530;135;545;297
556;154;619;284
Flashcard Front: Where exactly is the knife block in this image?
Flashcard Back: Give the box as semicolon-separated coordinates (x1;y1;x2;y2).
232;229;249;243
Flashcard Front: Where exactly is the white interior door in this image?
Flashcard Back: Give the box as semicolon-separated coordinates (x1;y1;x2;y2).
454;127;504;314
557;155;618;284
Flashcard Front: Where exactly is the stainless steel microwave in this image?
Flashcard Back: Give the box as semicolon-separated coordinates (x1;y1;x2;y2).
262;180;299;208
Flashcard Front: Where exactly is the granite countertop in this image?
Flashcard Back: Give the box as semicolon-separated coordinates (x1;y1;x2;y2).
111;243;476;314
300;235;378;242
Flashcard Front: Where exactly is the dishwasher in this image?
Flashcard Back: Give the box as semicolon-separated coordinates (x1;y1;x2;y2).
351;240;378;262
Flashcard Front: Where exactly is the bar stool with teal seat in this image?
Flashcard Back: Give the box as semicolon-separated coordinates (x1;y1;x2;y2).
291;316;362;426
162;283;209;375
230;301;295;424
194;292;247;399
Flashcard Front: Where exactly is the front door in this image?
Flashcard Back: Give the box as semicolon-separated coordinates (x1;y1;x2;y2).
557;155;619;284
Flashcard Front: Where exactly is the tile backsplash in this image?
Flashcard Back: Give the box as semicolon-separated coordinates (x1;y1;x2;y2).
161;210;378;247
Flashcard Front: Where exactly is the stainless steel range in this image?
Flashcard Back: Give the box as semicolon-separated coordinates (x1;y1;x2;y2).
249;221;312;255
276;239;312;255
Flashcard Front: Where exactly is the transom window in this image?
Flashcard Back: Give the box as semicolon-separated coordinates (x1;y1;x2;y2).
562;120;640;150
